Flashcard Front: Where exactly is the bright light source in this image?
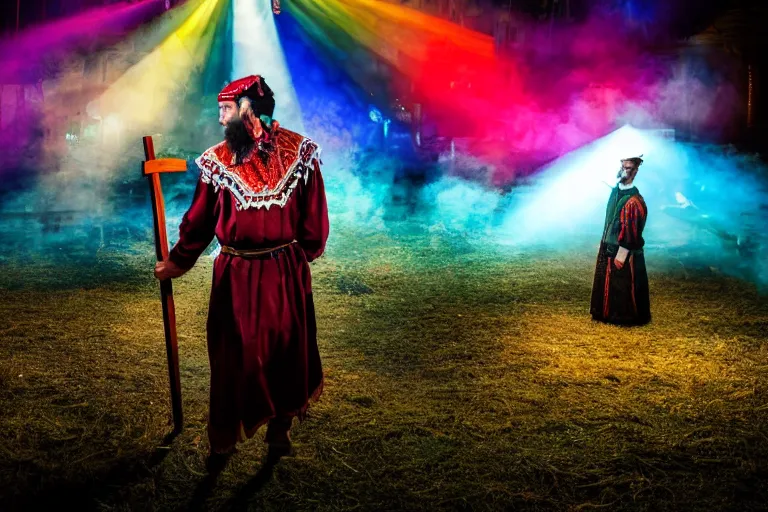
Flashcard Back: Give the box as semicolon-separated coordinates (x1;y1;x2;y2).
92;0;224;141
498;125;661;245
232;0;303;131
369;107;383;123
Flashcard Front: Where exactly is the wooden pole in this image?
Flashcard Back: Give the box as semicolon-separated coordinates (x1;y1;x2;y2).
142;135;184;434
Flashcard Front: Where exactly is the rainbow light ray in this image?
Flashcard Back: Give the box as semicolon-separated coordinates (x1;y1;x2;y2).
287;0;495;66
286;0;515;137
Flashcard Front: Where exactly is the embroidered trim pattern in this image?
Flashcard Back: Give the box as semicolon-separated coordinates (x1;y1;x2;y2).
196;137;321;211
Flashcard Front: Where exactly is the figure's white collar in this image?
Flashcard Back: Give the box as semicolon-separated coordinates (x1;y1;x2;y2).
618;182;635;190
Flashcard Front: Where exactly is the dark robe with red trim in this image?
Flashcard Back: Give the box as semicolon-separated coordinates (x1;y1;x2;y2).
168;127;329;453
590;185;651;326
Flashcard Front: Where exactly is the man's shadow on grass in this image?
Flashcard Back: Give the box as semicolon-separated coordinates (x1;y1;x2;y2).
193;450;288;512
2;430;180;511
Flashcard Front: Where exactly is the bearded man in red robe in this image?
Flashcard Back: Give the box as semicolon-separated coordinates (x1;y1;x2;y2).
154;75;329;464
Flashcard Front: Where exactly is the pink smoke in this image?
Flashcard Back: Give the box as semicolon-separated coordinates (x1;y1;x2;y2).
0;0;172;84
405;11;742;184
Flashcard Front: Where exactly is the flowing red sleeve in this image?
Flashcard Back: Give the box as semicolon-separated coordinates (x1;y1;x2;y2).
168;178;218;270
297;160;329;262
618;197;645;251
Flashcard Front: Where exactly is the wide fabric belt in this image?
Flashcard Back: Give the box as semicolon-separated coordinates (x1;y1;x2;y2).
220;241;296;259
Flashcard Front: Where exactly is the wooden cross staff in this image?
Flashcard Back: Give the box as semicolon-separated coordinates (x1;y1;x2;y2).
142;135;187;433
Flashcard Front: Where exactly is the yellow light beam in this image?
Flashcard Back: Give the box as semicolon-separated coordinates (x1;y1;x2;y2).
93;0;224;136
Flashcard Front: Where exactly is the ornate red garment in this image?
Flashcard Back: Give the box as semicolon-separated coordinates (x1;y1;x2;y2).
169;127;329;453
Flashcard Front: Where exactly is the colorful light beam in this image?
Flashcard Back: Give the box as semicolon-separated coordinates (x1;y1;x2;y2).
89;0;228;145
0;0;178;84
232;0;303;131
286;0;506;130
283;2;743;186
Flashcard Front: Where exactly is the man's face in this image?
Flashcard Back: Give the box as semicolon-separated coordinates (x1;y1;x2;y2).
218;100;239;127
618;161;638;183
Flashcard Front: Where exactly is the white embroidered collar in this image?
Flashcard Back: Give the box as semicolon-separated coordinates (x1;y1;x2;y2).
196;137;321;211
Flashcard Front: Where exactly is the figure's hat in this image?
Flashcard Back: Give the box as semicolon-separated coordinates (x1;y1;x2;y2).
620;154;644;166
218;75;275;118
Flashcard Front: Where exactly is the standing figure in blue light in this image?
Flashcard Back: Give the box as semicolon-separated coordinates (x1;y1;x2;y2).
590;155;651;326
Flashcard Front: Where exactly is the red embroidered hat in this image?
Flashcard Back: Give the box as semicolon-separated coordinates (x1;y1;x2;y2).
218;75;266;102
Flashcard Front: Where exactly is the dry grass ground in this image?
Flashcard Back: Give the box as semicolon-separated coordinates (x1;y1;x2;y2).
1;228;767;511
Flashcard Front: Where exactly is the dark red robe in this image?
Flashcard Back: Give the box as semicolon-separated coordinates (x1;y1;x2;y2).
168;127;329;453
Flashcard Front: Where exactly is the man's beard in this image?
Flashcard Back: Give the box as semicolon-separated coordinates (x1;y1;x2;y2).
617;169;635;184
224;119;254;164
